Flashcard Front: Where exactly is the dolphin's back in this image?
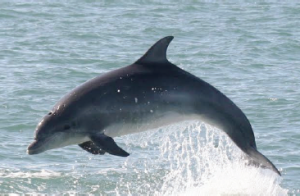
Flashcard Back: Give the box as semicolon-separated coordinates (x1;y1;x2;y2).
69;62;256;151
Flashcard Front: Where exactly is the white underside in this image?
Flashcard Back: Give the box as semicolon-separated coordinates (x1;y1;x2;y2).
49;133;90;150
103;112;200;138
35;113;201;154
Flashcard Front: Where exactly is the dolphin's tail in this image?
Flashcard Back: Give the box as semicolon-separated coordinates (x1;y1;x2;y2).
245;147;281;175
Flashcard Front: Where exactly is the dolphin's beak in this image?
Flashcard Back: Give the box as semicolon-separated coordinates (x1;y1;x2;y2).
27;139;47;155
27;132;74;155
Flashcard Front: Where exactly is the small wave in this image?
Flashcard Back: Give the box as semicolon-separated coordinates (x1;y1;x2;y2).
0;169;61;179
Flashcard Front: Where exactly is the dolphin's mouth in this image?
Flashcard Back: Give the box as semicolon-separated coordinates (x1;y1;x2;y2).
27;138;49;155
27;132;80;155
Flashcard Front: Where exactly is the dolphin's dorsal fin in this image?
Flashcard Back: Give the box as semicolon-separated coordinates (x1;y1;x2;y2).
135;36;174;65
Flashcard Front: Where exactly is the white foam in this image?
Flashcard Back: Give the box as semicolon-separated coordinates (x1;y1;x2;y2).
178;163;287;196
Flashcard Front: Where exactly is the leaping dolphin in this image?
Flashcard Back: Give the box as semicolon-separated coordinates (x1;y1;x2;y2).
27;36;280;175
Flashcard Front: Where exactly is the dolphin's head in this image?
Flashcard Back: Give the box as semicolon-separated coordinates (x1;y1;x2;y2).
27;106;86;155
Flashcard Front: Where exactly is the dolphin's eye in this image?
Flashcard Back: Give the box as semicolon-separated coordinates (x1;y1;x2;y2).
48;112;52;115
64;125;71;130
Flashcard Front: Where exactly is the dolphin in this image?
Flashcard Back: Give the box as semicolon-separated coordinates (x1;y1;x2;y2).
27;36;280;175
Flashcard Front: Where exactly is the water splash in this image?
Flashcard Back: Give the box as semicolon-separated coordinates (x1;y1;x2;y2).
119;121;287;196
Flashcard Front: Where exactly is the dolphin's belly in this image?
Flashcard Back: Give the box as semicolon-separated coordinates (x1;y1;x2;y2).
103;112;199;138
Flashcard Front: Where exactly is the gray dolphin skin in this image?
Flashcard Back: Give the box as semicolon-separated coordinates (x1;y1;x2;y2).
27;36;280;175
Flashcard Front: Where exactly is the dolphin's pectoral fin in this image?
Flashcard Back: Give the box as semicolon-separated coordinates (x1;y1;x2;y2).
90;134;130;157
79;141;106;155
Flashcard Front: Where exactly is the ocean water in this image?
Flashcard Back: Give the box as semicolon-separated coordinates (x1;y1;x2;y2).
0;1;299;195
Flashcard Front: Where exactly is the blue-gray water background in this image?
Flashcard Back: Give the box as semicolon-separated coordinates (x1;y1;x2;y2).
0;1;299;195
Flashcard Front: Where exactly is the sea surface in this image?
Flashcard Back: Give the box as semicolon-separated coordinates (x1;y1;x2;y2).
0;1;299;195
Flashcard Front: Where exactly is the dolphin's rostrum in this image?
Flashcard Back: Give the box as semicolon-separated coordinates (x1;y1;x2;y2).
27;36;281;175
